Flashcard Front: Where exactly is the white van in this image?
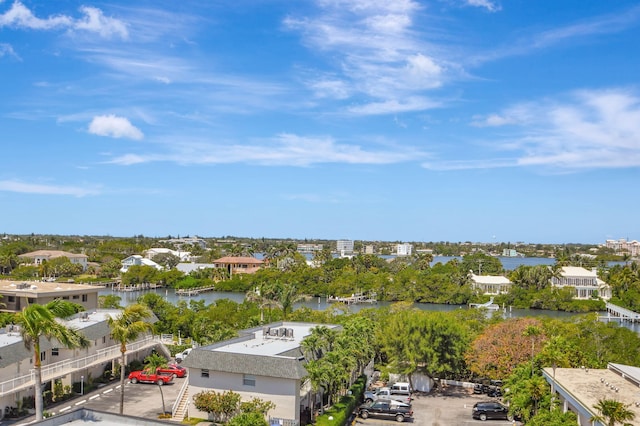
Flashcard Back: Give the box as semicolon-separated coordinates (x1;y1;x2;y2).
390;382;412;395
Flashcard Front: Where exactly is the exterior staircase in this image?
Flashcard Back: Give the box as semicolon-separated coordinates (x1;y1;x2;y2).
171;380;190;422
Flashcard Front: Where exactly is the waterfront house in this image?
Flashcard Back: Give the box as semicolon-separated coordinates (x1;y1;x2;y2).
212;256;263;276
469;272;512;295
19;250;88;272
182;321;341;425
551;266;611;300
119;255;163;273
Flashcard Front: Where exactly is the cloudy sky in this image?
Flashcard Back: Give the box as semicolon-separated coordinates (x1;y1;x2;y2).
1;0;639;243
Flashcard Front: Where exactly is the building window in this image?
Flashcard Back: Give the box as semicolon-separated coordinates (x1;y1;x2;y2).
7;296;15;303
201;369;209;378
52;348;59;356
103;336;106;344
82;294;88;302
72;295;79;300
40;351;46;361
62;296;69;300
28;298;35;303
243;374;256;387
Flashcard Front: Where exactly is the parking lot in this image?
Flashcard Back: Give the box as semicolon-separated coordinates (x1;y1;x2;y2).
354;386;521;426
6;375;186;425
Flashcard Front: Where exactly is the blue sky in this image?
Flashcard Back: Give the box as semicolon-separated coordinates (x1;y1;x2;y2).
1;0;639;244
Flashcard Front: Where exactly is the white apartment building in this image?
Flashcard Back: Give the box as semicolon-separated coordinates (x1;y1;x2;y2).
396;243;413;257
296;244;323;253
336;239;354;255
183;322;340;425
0;310;165;420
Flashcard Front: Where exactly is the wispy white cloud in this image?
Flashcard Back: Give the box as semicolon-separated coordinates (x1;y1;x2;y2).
284;0;455;115
88;115;144;140
434;88;640;171
107;132;426;166
73;6;128;39
0;179;100;197
0;1;128;39
470;4;640;64
0;42;19;59
464;0;501;13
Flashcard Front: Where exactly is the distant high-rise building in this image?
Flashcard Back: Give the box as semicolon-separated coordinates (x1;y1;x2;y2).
336;239;354;255
396;243;413;257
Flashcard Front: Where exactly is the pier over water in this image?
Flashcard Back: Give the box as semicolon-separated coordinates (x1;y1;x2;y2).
605;302;640;323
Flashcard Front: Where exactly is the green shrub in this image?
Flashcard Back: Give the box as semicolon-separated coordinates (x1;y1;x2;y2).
315;376;366;426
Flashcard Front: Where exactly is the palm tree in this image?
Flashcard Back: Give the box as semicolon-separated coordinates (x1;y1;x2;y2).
591;398;636;426
16;300;89;421
523;325;542;377
144;353;169;415
107;304;153;414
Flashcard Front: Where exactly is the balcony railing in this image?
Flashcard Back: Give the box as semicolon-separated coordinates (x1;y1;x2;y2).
0;335;161;397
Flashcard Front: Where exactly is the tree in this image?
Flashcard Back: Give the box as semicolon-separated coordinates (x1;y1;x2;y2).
16;300;89;421
193;390;242;423
466;317;546;379
591;399;636;426
523;324;542;377
107;304;153;414
143;353;170;415
378;309;470;387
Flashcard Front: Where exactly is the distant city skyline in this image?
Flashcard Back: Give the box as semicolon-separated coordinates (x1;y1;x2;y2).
1;1;639;244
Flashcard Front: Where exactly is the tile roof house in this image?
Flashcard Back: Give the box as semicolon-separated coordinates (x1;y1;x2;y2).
551;266;612;300
182;321;340;425
212;256;264;276
19;250;88;271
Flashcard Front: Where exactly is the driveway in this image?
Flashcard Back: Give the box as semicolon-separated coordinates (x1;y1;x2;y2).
354;386;522;426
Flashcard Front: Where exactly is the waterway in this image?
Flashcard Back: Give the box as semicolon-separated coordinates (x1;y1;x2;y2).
98;286;640;333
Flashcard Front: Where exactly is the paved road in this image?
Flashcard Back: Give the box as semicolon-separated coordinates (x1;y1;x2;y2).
5;375;186;425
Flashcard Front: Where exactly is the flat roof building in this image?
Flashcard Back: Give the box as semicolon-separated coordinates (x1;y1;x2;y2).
0;280;102;313
183;321;340;425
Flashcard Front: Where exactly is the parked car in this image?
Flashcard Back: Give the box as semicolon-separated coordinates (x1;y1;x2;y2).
472;401;513;421
358;399;413;423
364;387;412;404
486;386;502;398
175;348;192;363
389;382;412;395
128;370;174;386
157;363;187;378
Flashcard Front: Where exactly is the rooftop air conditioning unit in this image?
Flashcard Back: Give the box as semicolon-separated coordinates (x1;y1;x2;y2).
263;326;271;337
278;327;286;337
286;328;294;338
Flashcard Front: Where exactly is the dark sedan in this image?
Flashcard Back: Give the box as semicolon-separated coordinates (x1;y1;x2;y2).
472;401;513;421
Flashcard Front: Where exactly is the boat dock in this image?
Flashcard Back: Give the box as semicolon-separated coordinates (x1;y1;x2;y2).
175;285;216;297
327;292;377;305
604;302;640;323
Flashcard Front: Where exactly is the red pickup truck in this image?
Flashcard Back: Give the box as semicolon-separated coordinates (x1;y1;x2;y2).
128;370;174;385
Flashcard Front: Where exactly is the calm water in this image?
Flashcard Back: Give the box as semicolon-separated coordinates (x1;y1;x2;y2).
98;255;636;331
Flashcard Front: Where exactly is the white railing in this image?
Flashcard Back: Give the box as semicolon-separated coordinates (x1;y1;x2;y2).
0;335;162;396
171;376;189;418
